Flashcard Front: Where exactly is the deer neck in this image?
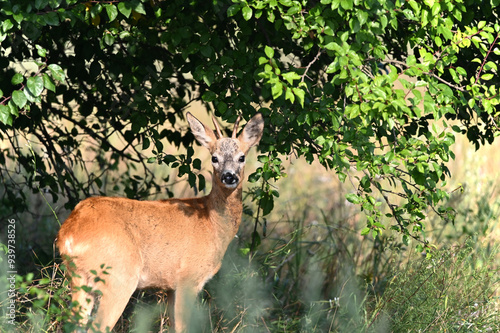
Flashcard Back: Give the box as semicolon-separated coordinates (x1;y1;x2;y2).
207;179;243;233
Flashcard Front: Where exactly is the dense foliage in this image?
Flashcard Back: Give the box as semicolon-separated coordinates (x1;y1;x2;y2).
1;0;499;249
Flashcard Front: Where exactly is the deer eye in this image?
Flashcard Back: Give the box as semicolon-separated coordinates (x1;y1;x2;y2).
211;156;219;164
238;155;245;163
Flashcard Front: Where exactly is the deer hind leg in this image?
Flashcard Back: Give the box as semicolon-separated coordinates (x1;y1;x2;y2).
63;263;96;331
91;273;139;332
66;265;139;332
69;282;96;330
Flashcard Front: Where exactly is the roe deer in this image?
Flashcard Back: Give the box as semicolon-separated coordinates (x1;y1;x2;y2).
57;112;264;332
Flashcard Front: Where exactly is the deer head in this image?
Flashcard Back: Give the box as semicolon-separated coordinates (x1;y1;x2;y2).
187;112;264;190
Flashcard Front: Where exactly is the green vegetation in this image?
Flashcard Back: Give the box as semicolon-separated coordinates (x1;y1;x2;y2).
1;159;499;331
1;0;499;331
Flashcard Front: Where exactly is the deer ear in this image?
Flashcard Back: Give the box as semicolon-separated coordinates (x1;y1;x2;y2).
239;113;264;151
187;112;217;150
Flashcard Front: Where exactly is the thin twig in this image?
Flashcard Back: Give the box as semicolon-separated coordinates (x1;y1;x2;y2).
475;34;500;84
301;49;323;83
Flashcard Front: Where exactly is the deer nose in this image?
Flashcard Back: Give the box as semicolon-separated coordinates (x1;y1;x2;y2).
221;172;239;186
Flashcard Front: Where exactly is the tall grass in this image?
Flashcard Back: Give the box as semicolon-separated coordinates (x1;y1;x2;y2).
1;134;499;331
370;239;499;332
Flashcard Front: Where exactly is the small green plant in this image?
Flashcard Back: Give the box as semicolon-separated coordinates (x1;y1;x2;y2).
0;252;72;331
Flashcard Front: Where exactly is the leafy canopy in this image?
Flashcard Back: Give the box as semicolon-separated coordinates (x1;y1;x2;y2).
1;0;499;251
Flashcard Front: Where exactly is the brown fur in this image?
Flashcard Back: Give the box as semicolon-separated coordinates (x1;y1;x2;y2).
57;112;264;332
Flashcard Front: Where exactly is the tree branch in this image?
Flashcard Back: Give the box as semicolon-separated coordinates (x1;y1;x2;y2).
373;58;466;92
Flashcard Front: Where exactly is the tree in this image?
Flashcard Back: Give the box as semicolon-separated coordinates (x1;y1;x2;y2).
1;0;499;251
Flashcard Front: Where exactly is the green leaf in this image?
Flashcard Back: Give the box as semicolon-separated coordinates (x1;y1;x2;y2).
12;90;27;108
104;33;115;46
43;12;59;26
484;61;497;72
282;71;301;84
132;2;146;15
340;0;353;10
258;155;269;163
0;105;12;125
242;6;253;21
118;2;132;18
36;45;47;57
202;91;217;102
90;3;103;19
271;82;283;99
227;4;241;17
287;4;301;15
468;98;475;109
357;11;368;26
346;193;362;204
198;174;205;192
11;73;24;85
292;87;305;107
35;0;48;10
200;45;213;58
27;76;44;97
265;45;274;59
267;10;275;23
43;73;56;92
2;19;14;33
216;100;227;113
456;67;467;76
104;4;118;22
24;87;37;103
193;158;202;170
481;73;494;81
261;194;274;216
12;13;24;24
431;3;441;17
361;227;370;236
432;162;443;179
346;104;360;119
8;101;18;117
203;71;214;87
285;87;295;103
48;64;65;82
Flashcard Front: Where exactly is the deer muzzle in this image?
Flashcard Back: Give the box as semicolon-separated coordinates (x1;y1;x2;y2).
221;171;239;188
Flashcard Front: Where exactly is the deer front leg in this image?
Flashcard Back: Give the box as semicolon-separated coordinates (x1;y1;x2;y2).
172;285;197;333
166;289;175;329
